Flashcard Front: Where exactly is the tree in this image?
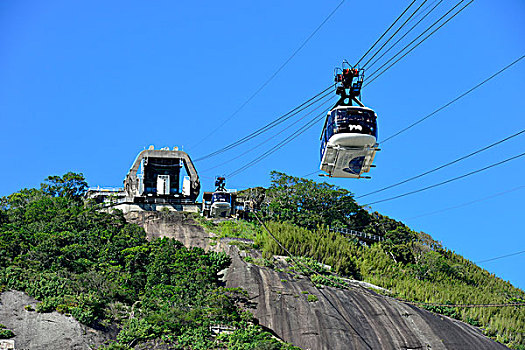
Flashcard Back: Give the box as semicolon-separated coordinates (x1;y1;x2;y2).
382;226;417;264
263;171;369;230
40;172;88;200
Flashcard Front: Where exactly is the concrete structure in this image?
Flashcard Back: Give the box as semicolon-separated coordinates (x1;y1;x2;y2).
87;146;200;213
124;147;200;202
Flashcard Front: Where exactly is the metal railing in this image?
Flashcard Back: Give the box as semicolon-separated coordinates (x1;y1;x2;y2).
87;186;125;193
330;227;384;242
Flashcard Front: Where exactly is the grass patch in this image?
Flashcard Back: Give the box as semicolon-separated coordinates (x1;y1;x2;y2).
227;241;255;251
0;324;14;339
307;294;318;303
216;220;261;240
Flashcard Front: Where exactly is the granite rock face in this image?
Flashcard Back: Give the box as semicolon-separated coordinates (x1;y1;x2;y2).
129;212;508;350
0;290;112;350
223;245;507;350
125;211;210;249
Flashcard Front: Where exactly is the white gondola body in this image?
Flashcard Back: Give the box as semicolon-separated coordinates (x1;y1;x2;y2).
211;202;231;218
210;192;231;217
320;106;378;178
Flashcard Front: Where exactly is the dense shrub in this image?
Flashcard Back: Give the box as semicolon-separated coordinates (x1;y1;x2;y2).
0;173;298;349
255;222;360;279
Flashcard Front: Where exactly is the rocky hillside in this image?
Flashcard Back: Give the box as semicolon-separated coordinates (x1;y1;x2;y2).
0;290;112;349
1;172;522;349
127;211;508;350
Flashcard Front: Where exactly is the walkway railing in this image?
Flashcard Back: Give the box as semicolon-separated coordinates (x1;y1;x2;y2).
330;227;384;242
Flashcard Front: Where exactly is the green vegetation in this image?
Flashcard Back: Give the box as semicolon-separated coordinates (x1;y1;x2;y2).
255;171;371;230
256;222;360;279
215;220;261;240
234;172;525;349
2;170;524;348
224;215;524;347
0;173;300;349
216;324;300;350
0;324;14;339
306;294;318;303
227;241;254;251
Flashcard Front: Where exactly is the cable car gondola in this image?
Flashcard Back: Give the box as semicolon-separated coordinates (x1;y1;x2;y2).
320;63;379;178
210;191;232;217
202;176;233;218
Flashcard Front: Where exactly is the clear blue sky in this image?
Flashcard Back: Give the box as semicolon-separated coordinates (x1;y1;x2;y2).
1;1;524;288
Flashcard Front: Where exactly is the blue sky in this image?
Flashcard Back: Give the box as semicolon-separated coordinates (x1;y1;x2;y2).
1;1;524;288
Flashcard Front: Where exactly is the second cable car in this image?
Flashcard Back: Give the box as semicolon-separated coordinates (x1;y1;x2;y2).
202;176;233;218
320;63;379;178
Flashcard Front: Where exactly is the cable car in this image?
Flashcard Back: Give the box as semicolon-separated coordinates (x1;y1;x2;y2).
210;191;232;217
201;176;233;218
320;63;379;178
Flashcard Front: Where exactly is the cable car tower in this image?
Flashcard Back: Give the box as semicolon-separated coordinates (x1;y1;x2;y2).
320;61;379;178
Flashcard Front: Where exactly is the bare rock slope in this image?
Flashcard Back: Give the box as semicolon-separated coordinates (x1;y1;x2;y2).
0;290;111;350
125;211;210;249
129;212;507;350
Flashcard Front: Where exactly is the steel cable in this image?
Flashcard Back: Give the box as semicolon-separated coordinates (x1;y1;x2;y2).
361;0;429;69
357;128;525;199
406;185;525;219
477;250;525;264
200;97;335;173
252;211;374;349
355;0;418;66
191;0;346;149
364;0;474;86
363;151;525;207
365;0;444;71
227;108;330;178
379;54;524;144
194;84;335;162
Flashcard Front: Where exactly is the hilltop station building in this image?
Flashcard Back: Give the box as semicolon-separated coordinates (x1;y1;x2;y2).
87;146;200;213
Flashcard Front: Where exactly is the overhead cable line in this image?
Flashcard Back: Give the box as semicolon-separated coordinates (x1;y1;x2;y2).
301;170;321;178
281;1;473;182
228;108;330;178
364;0;474;86
363;151;525;207
357;128;525;199
355;0;418;66
406;185;525;219
365;0;444;71
227;108;328;178
379;54;525;144
361;0;429;69
476;250;525;264
194;84;335;162
365;0;471;81
404;0;442;24
190;0;346;149
199;0;421;168
403;301;525;308
200;97;335;173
